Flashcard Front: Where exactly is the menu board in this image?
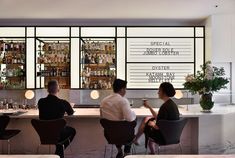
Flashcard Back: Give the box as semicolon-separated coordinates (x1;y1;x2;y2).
127;38;194;62
127;38;195;89
127;64;194;89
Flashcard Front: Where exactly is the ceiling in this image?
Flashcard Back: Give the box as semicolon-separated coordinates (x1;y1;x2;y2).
0;0;234;25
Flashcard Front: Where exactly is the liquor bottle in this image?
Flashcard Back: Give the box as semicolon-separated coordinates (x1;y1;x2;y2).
82;79;85;88
112;54;115;64
53;68;57;76
95;54;99;64
13;56;17;64
21;44;25;52
21;54;25;64
99;54;103;64
108;42;112;51
0;42;4;51
105;43;108;51
0;52;2;64
5;43;9;51
2;53;6;64
50;68;53;77
84;54;89;64
10;41;14;51
19;43;22;52
66;54;70;63
15;43;19;51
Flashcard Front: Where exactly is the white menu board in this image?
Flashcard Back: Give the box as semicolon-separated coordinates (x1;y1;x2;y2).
127;38;194;62
127;63;194;89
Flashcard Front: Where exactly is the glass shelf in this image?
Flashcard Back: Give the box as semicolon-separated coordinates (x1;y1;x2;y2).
0;39;26;90
80;38;116;90
36;38;70;89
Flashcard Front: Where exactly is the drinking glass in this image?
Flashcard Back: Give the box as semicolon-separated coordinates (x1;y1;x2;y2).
0;101;3;109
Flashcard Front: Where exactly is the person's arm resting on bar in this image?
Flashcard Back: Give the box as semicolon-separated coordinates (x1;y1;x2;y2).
121;98;136;122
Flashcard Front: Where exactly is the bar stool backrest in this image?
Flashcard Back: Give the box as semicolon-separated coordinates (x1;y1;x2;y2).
31;119;66;145
100;119;136;146
158;118;187;145
0;115;10;134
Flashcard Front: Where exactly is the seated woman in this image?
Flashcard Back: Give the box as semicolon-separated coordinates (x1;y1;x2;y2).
134;82;180;154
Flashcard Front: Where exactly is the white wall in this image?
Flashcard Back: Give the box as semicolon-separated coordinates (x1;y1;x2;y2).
205;14;235;103
232;14;235;103
211;14;233;62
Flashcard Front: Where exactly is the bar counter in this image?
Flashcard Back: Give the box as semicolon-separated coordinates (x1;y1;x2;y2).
2;104;235;157
5;104;235;118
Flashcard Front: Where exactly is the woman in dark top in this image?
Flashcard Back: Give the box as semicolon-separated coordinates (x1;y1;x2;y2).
134;82;180;154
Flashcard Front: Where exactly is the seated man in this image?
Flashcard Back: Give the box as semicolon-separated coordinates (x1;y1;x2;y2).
100;79;136;158
38;80;76;158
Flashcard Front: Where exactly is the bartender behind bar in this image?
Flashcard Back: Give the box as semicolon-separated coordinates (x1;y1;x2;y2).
38;80;76;158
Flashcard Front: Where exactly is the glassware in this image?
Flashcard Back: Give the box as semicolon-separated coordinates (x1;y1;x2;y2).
13;102;18;110
0;101;4;109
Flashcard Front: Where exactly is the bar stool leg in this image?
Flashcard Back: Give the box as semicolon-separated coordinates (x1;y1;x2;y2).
179;143;182;154
37;144;40;154
7;140;10;154
1;141;4;154
157;146;160;155
104;145;107;158
49;145;51;154
145;140;149;154
68;139;73;155
131;144;136;155
110;145;114;158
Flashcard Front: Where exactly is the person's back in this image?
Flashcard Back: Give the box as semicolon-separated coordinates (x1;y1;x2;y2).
101;93;135;122
157;98;180;122
100;79;136;158
38;94;74;120
37;80;75;158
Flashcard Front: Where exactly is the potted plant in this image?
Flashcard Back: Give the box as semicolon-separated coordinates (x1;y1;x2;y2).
183;61;229;112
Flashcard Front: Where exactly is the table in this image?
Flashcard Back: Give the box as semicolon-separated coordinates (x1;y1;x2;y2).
126;155;235;158
0;155;59;158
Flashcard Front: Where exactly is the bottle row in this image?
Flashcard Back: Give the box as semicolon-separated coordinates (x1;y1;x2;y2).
0;68;25;77
0;41;25;52
82;78;113;89
37;67;70;77
40;43;69;52
81;67;116;77
0;80;25;90
82;53;115;65
37;52;70;64
82;41;115;51
0;52;25;64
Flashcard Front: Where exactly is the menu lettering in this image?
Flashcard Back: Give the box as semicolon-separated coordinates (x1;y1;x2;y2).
127;64;194;89
127;38;194;63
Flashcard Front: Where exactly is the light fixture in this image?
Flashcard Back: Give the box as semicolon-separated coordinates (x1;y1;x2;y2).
174;90;183;99
90;90;100;100
25;90;35;100
25;90;35;106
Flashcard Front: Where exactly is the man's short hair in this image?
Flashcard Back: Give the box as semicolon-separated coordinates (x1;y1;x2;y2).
113;79;127;93
47;80;59;94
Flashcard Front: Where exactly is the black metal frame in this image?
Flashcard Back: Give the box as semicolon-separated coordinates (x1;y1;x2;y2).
78;26;118;90
0;26;205;90
35;38;71;89
0;26;27;90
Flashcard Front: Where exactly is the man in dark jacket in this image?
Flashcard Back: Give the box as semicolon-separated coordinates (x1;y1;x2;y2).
38;80;76;158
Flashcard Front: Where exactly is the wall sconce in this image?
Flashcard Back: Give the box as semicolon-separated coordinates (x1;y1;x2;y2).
90;90;100;100
25;90;35;105
174;90;183;99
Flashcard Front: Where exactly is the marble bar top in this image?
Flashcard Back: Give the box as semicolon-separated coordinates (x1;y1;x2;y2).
0;155;59;158
126;155;235;158
4;104;235;119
